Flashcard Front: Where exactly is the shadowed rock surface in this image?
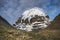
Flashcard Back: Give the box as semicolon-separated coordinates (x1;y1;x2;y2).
46;14;60;29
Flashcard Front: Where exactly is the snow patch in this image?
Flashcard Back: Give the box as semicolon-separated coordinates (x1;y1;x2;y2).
22;7;47;22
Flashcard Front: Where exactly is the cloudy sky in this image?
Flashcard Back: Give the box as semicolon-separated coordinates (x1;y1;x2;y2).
0;0;60;25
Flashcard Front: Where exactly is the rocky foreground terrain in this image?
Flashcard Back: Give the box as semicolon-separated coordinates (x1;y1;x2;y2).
0;14;60;40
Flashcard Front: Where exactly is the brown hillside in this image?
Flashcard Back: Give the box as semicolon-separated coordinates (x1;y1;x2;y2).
46;14;60;29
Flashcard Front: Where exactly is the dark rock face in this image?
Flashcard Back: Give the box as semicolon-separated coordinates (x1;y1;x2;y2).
47;14;60;29
16;17;29;25
16;17;21;25
30;15;44;23
15;15;49;25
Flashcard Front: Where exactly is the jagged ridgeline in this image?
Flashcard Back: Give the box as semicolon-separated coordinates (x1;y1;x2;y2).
13;7;50;31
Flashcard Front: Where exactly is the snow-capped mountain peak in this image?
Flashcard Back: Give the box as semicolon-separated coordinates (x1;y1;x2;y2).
13;7;50;31
22;7;47;21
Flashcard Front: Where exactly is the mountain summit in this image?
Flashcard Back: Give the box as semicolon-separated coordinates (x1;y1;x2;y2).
13;7;50;31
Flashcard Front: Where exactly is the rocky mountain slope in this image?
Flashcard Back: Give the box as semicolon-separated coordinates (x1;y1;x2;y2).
47;14;60;29
0;14;60;40
0;16;13;30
